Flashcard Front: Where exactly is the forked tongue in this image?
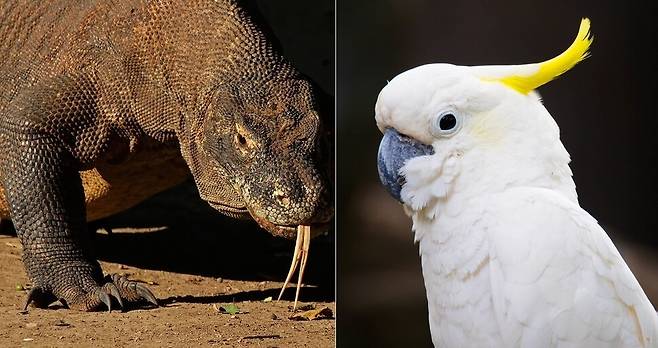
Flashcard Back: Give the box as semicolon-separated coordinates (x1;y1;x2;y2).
277;225;311;310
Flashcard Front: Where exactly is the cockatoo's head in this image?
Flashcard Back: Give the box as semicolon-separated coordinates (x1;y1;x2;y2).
376;19;592;214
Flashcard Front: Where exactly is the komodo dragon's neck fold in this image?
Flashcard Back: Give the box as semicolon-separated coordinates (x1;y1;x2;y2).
121;0;298;146
133;2;290;113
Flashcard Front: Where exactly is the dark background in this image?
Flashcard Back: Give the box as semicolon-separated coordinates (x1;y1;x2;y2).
338;1;658;346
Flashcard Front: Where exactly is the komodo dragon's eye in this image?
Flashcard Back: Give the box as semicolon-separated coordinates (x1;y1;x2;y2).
234;124;256;154
236;133;247;147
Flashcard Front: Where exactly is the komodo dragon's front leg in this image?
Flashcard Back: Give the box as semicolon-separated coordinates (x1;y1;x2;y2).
2;116;157;312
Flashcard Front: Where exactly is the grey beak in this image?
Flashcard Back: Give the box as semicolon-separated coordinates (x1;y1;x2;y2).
377;128;435;202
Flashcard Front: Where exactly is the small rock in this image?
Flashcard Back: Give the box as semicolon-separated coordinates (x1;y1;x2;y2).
271;313;278;320
25;323;37;329
22;338;33;342
216;278;223;283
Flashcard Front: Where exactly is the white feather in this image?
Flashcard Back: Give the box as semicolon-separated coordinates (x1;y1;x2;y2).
374;62;658;347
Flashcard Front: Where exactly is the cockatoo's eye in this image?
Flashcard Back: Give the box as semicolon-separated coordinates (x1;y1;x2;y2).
430;111;462;137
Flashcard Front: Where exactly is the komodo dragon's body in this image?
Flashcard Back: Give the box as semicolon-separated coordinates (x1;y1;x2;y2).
0;0;332;311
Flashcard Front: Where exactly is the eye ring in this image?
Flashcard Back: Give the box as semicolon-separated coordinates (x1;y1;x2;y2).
430;110;462;137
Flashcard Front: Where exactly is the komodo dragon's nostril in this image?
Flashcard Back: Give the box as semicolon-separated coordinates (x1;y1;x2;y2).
273;189;291;207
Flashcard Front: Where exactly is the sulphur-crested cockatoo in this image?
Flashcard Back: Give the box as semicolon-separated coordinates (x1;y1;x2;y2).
375;19;658;348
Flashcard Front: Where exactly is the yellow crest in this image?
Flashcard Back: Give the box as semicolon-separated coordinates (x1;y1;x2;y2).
493;18;593;94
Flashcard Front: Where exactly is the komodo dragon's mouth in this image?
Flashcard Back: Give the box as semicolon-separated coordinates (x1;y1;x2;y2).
248;211;329;240
209;200;330;309
208;200;329;237
207;201;250;219
247;207;331;309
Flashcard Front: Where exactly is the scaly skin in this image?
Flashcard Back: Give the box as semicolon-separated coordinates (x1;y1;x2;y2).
0;0;332;311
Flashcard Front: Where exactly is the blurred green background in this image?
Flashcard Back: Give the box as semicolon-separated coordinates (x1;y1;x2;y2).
337;1;658;346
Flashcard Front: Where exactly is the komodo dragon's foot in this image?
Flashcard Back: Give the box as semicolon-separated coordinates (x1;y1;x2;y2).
24;274;158;312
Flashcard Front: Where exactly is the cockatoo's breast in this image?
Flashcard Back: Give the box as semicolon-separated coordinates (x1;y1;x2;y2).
414;186;658;348
416;194;504;347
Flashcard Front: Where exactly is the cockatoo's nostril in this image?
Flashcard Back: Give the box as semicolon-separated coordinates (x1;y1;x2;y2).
377;128;434;202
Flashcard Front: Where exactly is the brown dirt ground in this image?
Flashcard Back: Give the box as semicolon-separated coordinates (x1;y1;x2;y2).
0;181;335;347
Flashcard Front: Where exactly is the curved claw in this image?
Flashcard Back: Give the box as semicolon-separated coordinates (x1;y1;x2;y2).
109;274;158;307
98;289;112;312
135;283;158;307
23;288;39;311
21;272;159;312
104;283;124;310
22;287;55;310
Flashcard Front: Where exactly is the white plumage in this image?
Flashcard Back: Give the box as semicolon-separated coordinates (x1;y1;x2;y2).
375;19;658;348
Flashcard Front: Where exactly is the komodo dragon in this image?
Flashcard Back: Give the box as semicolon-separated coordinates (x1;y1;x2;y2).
0;0;333;311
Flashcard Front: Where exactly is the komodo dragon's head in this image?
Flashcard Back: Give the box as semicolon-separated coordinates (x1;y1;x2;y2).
155;0;333;240
179;77;333;240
